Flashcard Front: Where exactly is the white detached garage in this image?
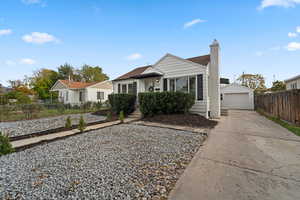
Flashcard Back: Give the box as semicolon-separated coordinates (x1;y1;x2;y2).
221;83;254;110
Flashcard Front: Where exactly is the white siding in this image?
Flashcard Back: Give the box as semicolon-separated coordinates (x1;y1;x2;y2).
152;54;207;78
86;88;112;102
286;78;300;90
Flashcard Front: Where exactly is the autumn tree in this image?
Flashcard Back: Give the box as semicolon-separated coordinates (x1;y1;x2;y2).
58;63;75;80
237;74;266;92
79;65;109;82
31;69;59;100
270;80;286;91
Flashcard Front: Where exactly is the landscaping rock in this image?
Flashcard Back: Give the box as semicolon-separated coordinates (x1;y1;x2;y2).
0;124;205;199
0;113;105;137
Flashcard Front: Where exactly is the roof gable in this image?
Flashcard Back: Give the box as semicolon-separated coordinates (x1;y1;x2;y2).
50;80;68;90
88;80;113;89
221;83;254;92
113;53;210;81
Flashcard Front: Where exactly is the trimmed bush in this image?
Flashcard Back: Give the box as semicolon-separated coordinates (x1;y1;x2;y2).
0;132;14;156
138;92;195;116
78;115;86;132
119;111;125;123
108;94;136;115
65;116;72;128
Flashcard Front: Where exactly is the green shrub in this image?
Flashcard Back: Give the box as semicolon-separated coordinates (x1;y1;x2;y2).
108;94;136;115
65;116;72;128
138;92;195;116
119;111;124;123
78;115;86;132
0;132;14;156
5;91;31;104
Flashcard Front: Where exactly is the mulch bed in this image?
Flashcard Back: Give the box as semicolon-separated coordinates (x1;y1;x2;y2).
142;114;218;128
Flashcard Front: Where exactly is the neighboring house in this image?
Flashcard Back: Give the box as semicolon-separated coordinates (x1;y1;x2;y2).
50;80;113;105
221;83;254;110
112;40;221;118
0;84;12;94
285;75;300;90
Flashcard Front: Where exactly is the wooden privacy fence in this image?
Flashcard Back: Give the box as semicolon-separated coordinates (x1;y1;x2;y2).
255;89;300;126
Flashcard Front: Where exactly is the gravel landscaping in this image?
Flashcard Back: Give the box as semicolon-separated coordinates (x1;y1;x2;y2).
0;113;106;138
0;124;205;200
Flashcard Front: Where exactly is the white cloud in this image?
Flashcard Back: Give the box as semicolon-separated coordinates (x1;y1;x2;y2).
20;58;36;65
183;19;206;29
0;29;12;36
286;42;300;51
126;53;142;60
22;32;59;44
5;60;16;65
258;0;300;9
297;26;300;33
288;32;298;38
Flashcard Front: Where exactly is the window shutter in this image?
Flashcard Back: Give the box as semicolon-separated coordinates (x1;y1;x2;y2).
197;74;203;100
118;84;121;94
133;82;137;94
163;79;168;91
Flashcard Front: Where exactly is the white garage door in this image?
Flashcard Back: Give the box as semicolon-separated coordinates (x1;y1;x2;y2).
222;93;251;110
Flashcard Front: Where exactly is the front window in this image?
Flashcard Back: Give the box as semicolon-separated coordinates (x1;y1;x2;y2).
168;75;200;100
97;92;104;100
176;77;188;93
66;91;69;101
121;84;127;93
128;83;134;94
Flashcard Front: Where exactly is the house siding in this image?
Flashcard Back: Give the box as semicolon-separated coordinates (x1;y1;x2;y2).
286;78;300;90
85;88;112;102
150;55;209;117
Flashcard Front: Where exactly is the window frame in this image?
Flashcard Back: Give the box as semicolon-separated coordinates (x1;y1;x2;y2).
97;91;104;100
167;75;202;101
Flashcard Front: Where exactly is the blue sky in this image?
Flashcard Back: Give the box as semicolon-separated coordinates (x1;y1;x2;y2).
0;0;300;87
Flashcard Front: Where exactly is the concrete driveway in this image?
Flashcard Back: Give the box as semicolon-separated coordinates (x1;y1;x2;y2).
169;110;300;200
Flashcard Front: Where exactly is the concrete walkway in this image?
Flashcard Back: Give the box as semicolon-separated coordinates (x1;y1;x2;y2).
12;117;138;149
169;110;300;200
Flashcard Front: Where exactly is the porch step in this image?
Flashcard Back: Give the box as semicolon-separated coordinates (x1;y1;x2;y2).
128;109;142;119
221;109;228;116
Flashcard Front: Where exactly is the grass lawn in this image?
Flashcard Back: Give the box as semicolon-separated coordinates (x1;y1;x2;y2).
257;109;300;137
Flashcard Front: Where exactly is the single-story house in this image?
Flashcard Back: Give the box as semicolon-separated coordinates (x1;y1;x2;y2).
50;80;113;105
221;83;254;110
285;75;300;90
112;40;221;118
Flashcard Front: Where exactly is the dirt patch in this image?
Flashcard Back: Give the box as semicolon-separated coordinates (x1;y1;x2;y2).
142;114;218;128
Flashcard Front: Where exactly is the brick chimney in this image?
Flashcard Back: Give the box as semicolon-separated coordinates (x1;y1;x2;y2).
209;39;220;118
